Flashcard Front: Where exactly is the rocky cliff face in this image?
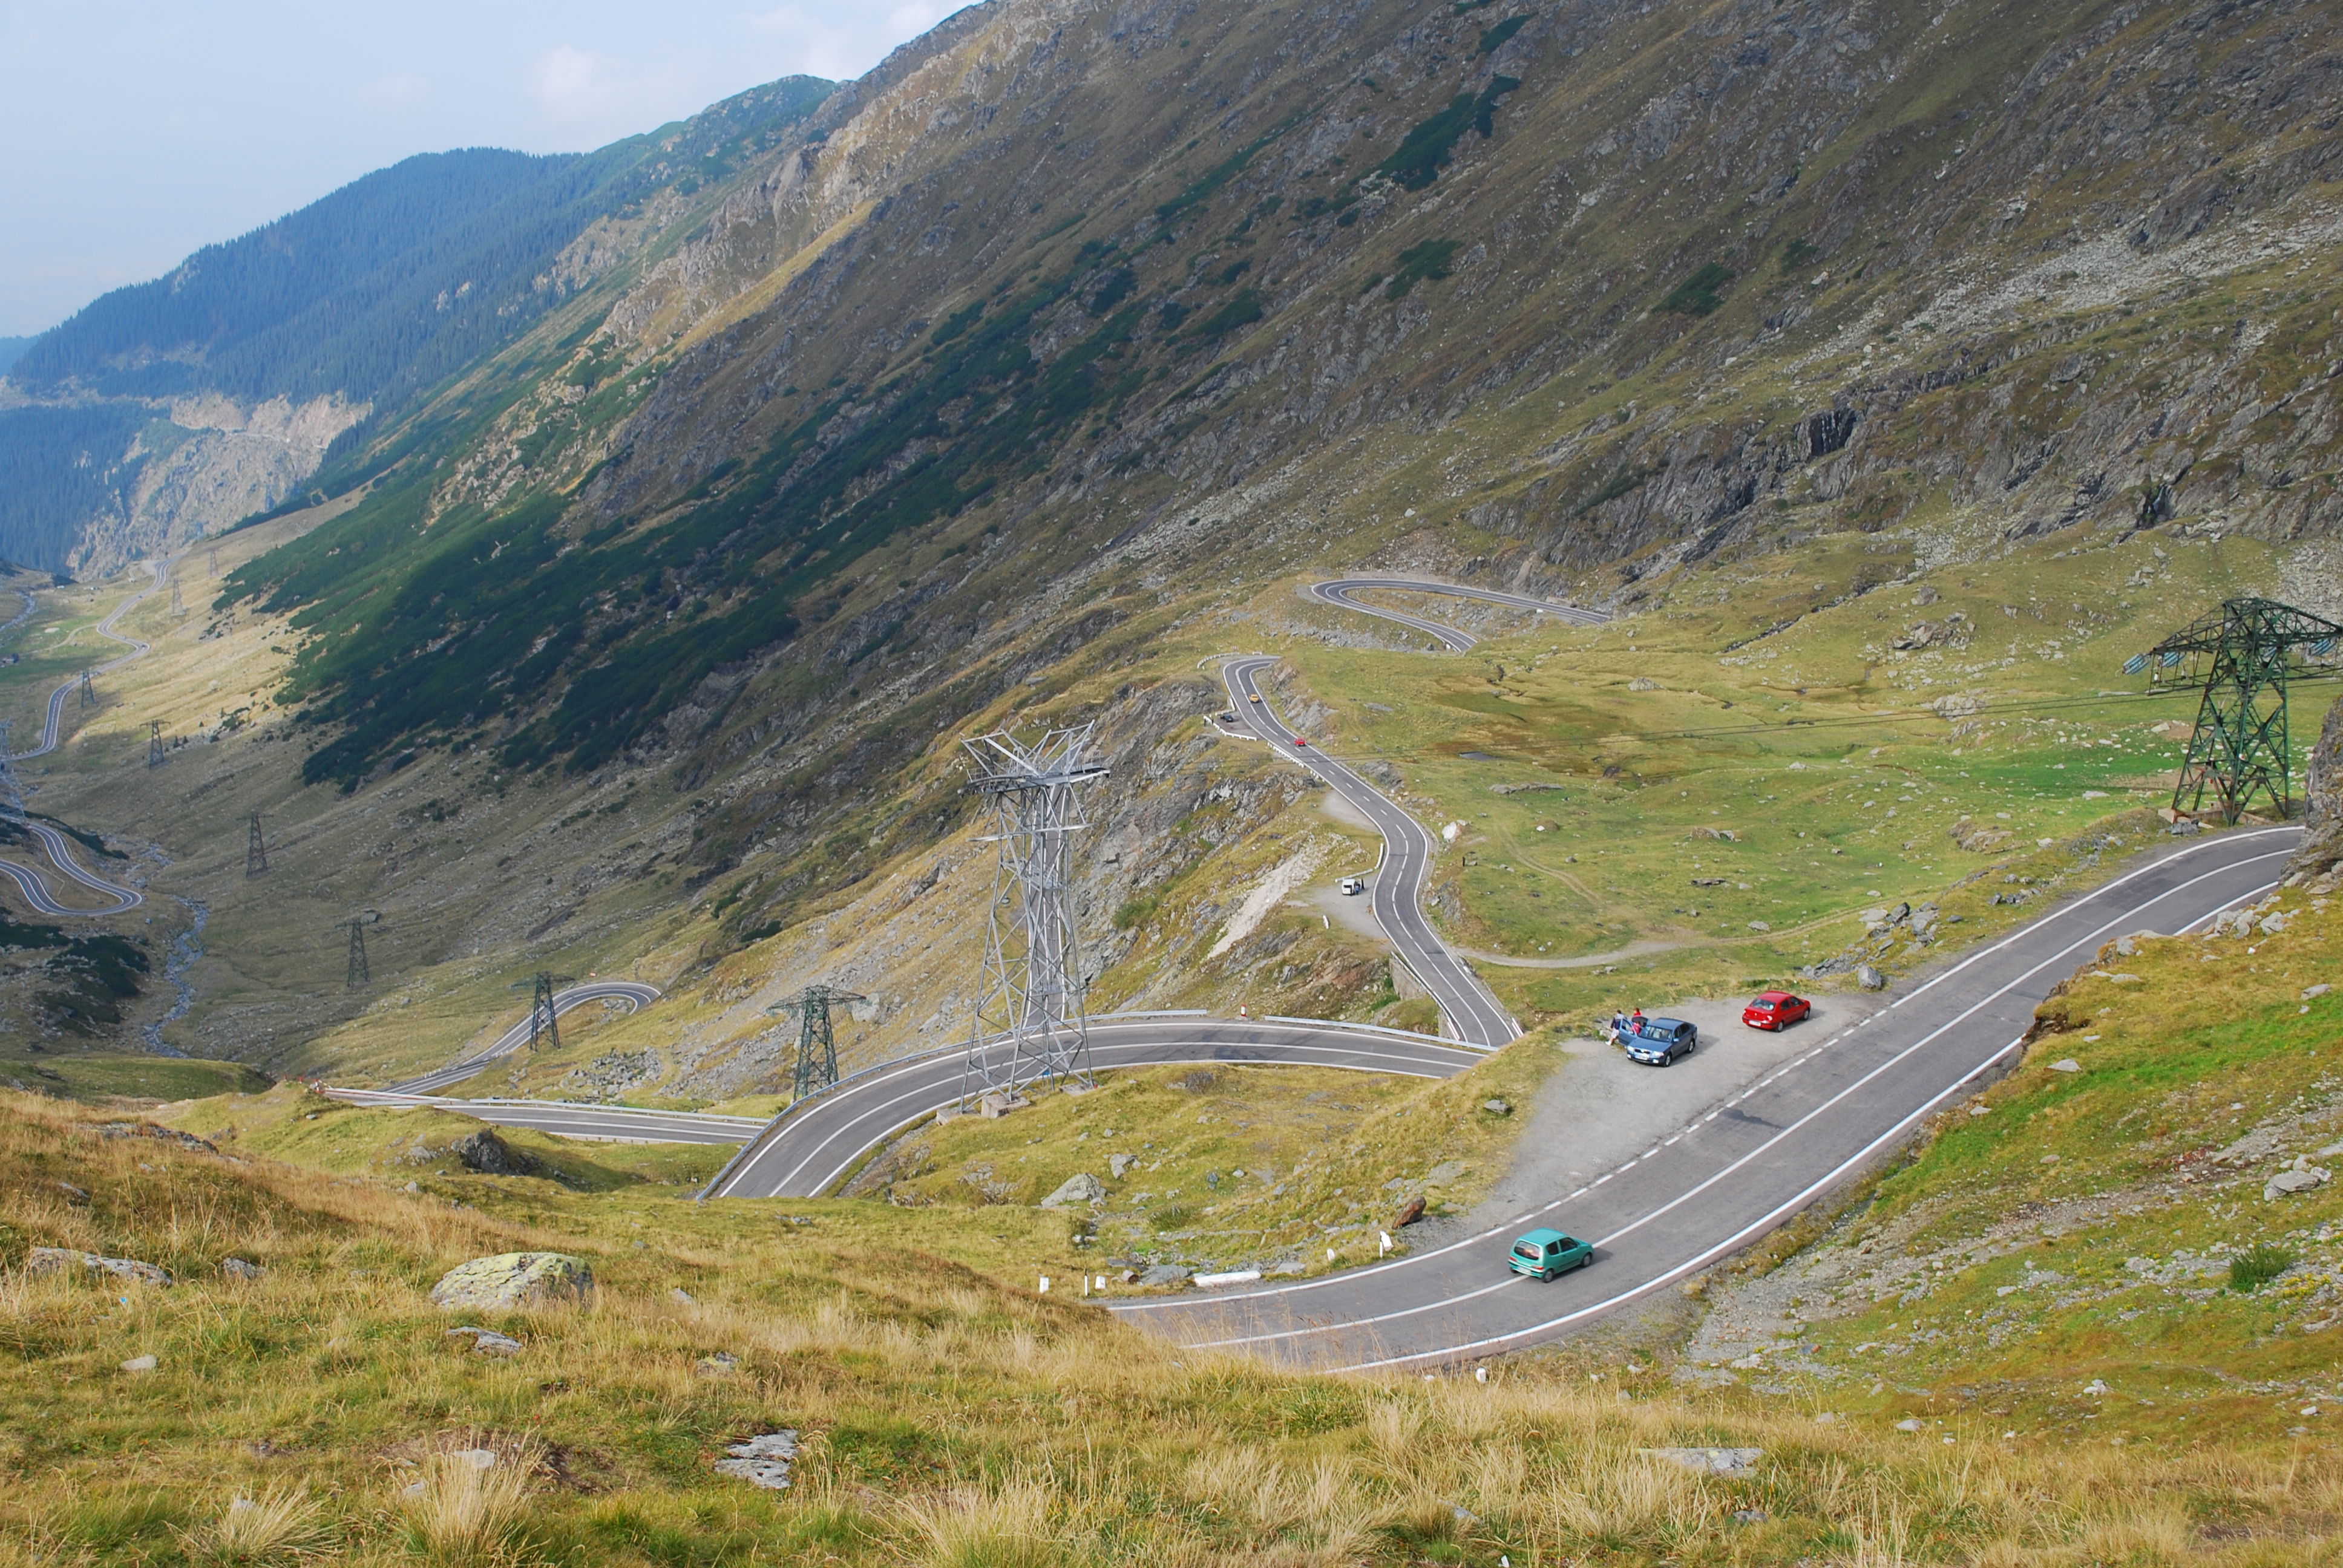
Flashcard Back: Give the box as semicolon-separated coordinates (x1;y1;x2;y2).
67;394;368;577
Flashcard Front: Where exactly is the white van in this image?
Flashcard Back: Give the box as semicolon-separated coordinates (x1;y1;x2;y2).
1340;877;1365;895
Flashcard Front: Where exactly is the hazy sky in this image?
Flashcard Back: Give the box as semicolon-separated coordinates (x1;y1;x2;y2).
0;1;955;338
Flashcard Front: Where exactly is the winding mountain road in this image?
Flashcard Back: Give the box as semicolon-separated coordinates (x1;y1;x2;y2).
1222;655;1517;1046
362;980;666;1096
16;555;171;762
699;1016;1486;1201
308;573;2293;1369
0;558;175;918
1305;577;1610;650
1106;827;2293;1369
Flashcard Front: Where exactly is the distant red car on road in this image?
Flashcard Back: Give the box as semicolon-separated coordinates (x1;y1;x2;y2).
1293;737;1309;748
1742;991;1811;1030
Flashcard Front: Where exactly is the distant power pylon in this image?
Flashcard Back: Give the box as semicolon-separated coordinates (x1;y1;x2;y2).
2126;597;2343;823
169;580;182;616
146;720;165;768
246;812;268;877
960;724;1110;1105
78;669;95;710
343;917;373;989
513;972;575;1051
768;984;867;1102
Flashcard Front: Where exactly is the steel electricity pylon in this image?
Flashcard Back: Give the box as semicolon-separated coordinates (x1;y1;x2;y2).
343;916;374;989
959;723;1110;1105
246;812;268;877
147;720;165;768
511;972;575;1051
767;984;866;1102
2125;597;2343;823
78;670;95;710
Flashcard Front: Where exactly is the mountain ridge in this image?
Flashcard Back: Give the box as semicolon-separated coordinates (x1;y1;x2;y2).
0;77;836;574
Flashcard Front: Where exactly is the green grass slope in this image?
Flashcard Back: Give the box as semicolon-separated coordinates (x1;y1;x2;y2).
10;1081;2343;1565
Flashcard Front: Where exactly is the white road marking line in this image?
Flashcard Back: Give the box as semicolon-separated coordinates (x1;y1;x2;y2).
1326;1030;2040;1373
1144;845;2292;1341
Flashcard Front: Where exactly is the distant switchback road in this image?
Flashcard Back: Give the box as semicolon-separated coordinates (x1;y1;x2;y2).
1305;577;1609;650
0;557;176;920
359;981;665;1097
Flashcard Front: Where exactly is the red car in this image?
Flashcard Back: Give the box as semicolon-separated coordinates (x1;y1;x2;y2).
1742;991;1811;1030
1293;737;1309;748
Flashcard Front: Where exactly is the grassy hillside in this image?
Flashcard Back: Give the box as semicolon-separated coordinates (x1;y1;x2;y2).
9;1082;2343;1566
1678;860;2343;1459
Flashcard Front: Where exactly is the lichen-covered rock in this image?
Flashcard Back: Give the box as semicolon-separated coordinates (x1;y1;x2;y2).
1040;1173;1106;1208
27;1246;172;1287
220;1257;264;1282
428;1252;594;1312
715;1431;798;1489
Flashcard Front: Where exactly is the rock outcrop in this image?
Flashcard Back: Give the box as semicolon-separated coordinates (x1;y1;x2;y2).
1040;1173;1106;1208
449;1129;543;1178
28;1247;172;1287
428;1252;594;1312
2288;695;2343;878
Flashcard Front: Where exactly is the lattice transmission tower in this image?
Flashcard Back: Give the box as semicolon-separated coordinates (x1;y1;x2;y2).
342;916;373;989
960;724;1110;1105
513;972;574;1051
246;812;268;877
2125;596;2343;823
79;670;94;710
767;984;865;1102
147;720;165;769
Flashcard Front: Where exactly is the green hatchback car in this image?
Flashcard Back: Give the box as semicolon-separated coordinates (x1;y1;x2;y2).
1507;1227;1593;1281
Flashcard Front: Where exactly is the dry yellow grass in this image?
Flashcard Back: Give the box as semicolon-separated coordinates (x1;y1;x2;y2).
6;1088;2343;1564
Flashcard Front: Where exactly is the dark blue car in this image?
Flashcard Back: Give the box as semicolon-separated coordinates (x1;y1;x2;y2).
1623;1016;1696;1066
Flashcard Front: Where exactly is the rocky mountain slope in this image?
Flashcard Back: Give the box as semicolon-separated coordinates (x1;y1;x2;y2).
0;79;833;574
3;0;2341;1078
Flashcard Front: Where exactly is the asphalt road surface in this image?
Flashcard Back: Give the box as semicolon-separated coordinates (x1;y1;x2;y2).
369;980;666;1096
700;1016;1487;1200
1220;655;1518;1047
1305;577;1610;650
326;1089;764;1146
0;820;142;915
0;556;175;919
16;554;172;762
1103;825;2298;1369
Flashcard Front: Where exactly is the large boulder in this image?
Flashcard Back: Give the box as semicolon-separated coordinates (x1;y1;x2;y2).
428;1252;594;1312
450;1129;541;1177
1040;1174;1106;1209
